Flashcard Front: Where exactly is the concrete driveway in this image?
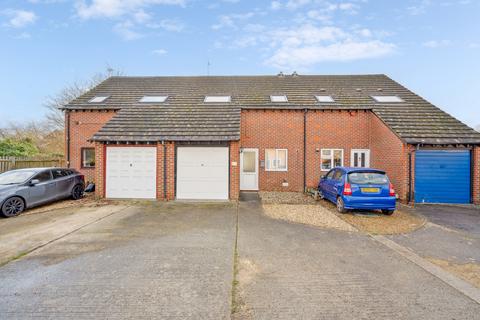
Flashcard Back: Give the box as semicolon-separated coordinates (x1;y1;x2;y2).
0;200;479;319
0;202;237;319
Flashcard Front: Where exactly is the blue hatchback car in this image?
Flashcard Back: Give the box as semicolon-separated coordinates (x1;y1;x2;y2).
318;167;396;215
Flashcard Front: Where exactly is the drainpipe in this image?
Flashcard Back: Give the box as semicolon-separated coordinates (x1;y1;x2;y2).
163;141;167;200
303;108;307;192
66;110;71;168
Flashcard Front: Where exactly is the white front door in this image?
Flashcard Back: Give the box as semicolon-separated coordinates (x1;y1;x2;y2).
351;149;370;168
176;147;229;200
105;147;157;199
240;148;258;190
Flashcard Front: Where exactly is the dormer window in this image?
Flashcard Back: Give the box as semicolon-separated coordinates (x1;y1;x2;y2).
139;96;168;103
371;95;404;103
204;96;231;103
89;96;109;103
270;95;288;103
315;95;335;103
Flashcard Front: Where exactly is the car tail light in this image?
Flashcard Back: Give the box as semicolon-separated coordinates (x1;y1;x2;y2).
343;183;352;196
389;182;395;196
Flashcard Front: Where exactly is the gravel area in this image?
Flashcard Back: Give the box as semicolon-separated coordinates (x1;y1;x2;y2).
259;191;316;204
262;204;357;232
427;258;480;288
25;193;112;216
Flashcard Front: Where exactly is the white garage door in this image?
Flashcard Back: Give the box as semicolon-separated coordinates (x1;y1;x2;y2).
176;147;229;200
106;147;157;199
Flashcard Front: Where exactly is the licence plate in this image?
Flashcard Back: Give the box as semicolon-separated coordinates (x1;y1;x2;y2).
361;187;380;193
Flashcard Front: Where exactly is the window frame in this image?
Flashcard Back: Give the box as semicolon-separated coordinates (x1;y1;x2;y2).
270;95;288;103
265;148;288;172
81;147;96;168
139;95;168;103
351;149;371;168
320;148;344;171
204;95;231;103
88;96;109;103
371;95;404;103
315;95;335;103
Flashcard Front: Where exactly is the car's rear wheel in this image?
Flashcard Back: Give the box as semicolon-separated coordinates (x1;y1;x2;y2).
336;197;347;214
1;197;25;218
382;209;395;216
71;184;84;200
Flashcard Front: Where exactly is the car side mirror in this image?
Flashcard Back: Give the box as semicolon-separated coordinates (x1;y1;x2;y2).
320;175;325;180
29;179;40;186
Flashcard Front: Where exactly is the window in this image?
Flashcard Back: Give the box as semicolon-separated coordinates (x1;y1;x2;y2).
315;95;335;103
52;169;68;179
265;149;287;171
270;95;288;103
333;170;344;181
204;96;231;103
139;96;168;103
321;149;344;171
82;148;95;168
351;149;370;168
371;95;404;103
89;96;109;103
33;170;52;183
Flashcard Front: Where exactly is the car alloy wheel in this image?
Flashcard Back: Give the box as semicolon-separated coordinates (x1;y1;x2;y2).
2;197;25;217
72;184;84;200
336;197;347;214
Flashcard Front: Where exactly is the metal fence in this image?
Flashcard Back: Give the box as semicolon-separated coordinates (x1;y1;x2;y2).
0;157;66;174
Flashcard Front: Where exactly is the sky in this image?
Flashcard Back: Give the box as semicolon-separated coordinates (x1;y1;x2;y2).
1;0;479;129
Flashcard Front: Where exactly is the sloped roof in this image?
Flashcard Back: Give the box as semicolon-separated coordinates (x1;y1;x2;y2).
64;74;480;144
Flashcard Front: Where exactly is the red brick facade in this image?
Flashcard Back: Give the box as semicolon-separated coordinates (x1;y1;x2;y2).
66;110;116;183
70;109;479;204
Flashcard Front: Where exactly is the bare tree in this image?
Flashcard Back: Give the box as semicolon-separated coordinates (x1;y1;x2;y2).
43;67;123;130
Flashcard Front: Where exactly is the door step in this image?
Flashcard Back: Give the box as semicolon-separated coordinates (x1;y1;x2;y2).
239;191;260;202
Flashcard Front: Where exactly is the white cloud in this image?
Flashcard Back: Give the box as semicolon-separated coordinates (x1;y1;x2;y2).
407;0;431;15
212;12;255;30
422;39;451;48
285;0;311;10
113;20;143;40
270;1;282;10
151;19;185;32
266;40;395;68
152;48;168;55
468;43;480;48
2;9;37;28
75;0;186;19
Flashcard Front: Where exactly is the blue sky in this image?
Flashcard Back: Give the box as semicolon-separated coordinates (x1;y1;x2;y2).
1;0;479;129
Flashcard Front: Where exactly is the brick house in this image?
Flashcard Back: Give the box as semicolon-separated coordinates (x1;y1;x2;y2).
62;74;480;204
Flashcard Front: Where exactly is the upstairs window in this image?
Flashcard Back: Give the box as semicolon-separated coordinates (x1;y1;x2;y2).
89;96;109;103
204;96;231;103
139;96;168;103
315;95;335;103
371;95;404;103
270;95;288;103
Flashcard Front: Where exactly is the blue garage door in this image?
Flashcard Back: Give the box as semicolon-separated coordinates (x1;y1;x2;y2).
415;150;471;204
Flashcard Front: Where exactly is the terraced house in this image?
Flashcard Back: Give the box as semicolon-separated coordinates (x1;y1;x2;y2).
62;74;480;205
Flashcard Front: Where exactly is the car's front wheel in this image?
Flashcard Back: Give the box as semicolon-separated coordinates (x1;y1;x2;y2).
71;184;84;200
336;197;347;214
382;209;395;216
1;197;25;218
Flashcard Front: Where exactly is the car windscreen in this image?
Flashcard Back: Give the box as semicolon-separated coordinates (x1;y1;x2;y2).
0;170;37;185
348;172;388;185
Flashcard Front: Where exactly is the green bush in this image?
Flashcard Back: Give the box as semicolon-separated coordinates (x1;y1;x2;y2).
0;138;39;157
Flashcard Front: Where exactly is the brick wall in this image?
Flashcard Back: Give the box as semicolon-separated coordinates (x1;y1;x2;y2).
241;109;305;191
67;110;116;183
473;146;480;205
369;114;409;201
94;143;105;198
305;110;370;187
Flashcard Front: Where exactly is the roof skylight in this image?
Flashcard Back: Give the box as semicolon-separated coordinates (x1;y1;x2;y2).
315;95;335;103
89;96;109;103
371;95;404;103
139;96;168;103
270;95;288;103
204;96;231;103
